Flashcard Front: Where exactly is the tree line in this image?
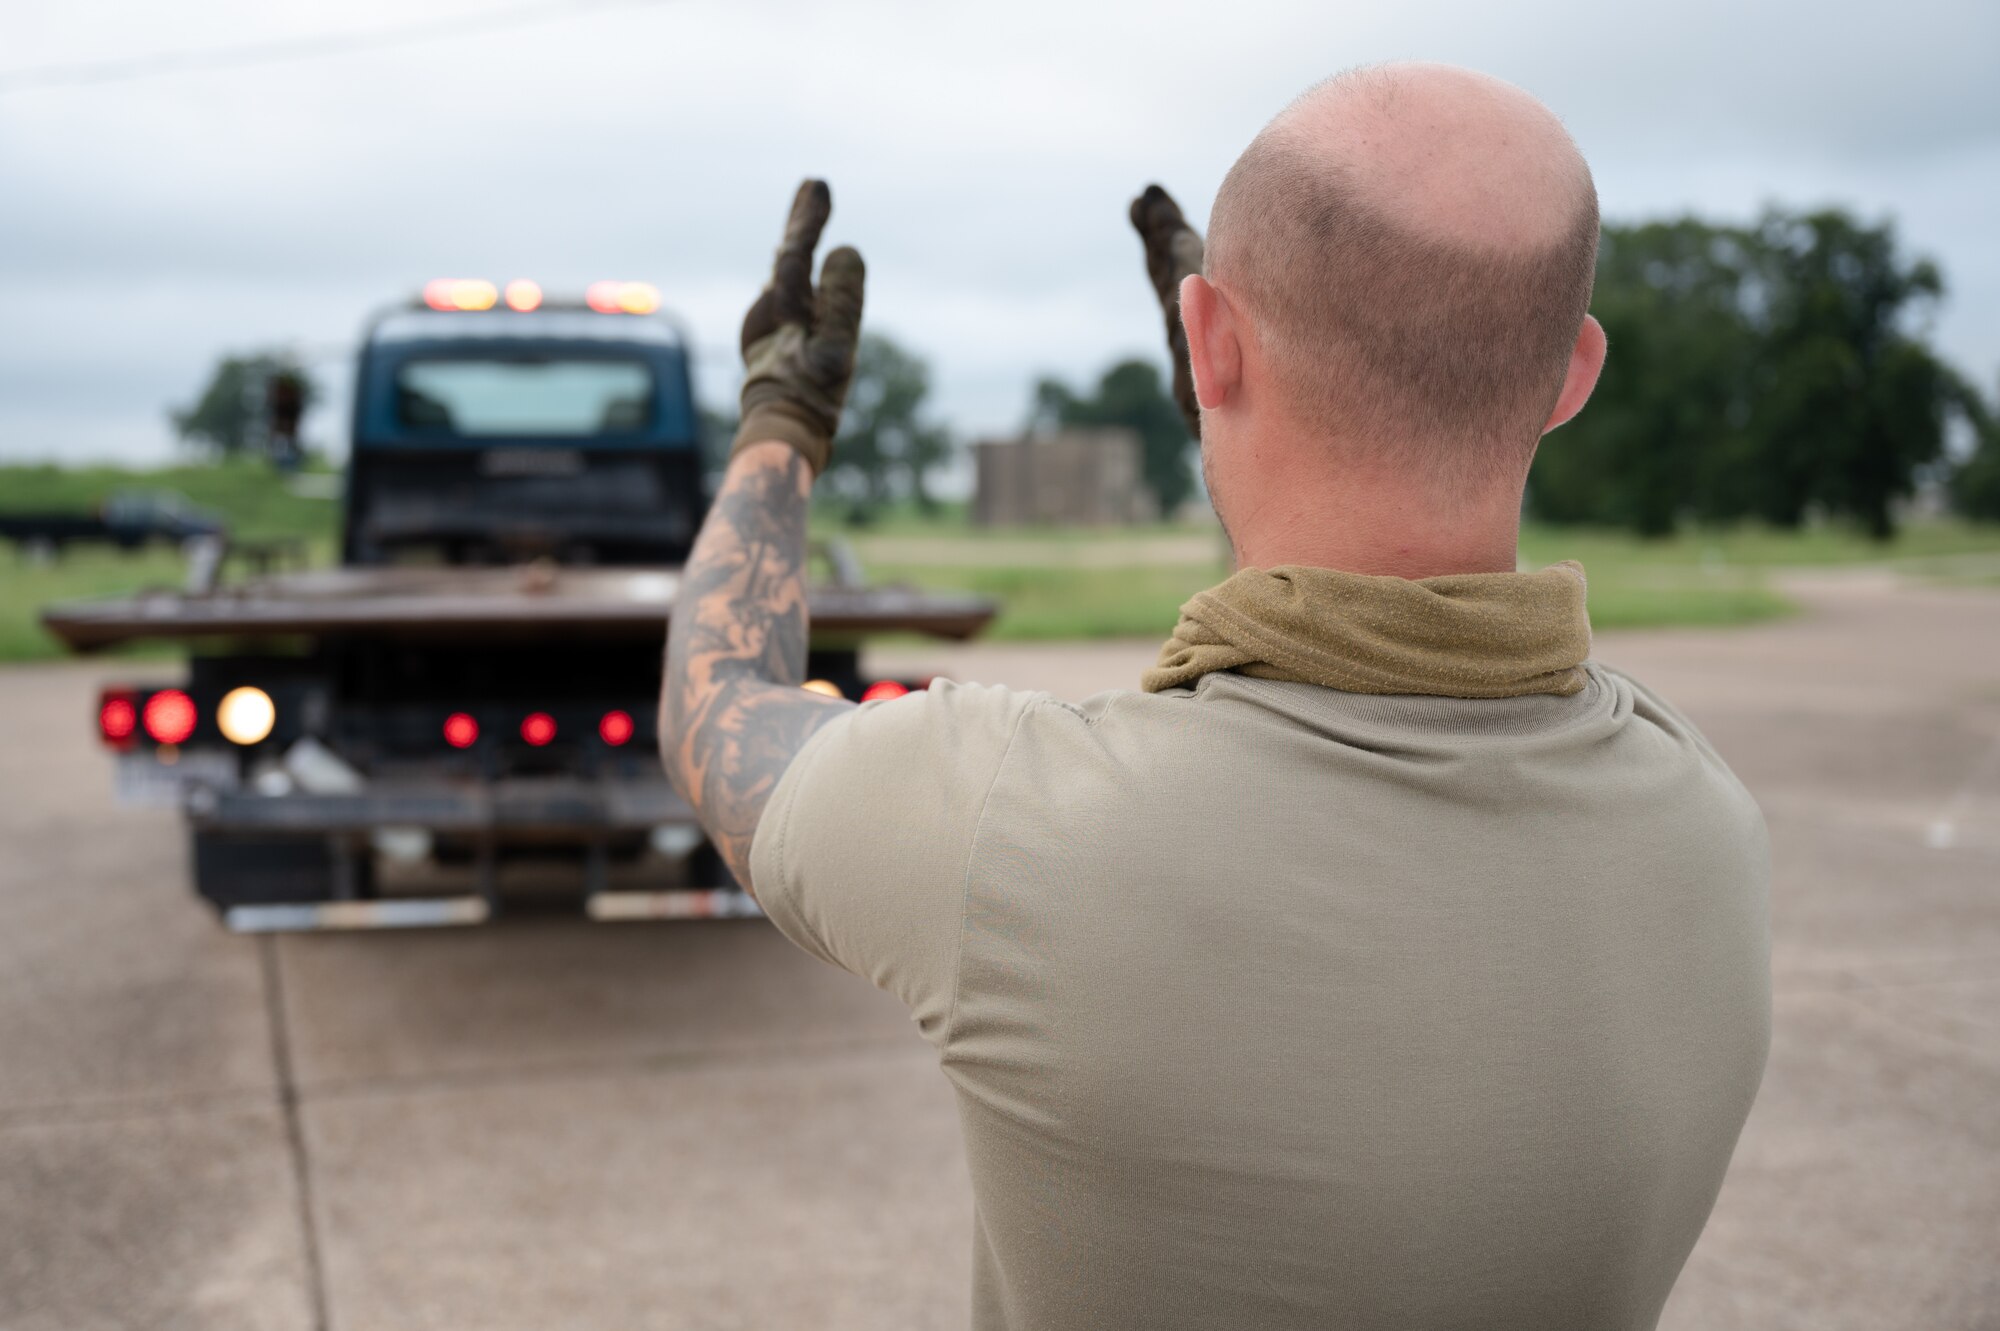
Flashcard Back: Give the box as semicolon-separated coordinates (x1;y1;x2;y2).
172;203;2000;534
1535;208;1999;538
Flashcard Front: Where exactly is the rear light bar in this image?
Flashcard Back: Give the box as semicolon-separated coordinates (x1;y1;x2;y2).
442;703;652;747
439;708;645;751
97;692;672;756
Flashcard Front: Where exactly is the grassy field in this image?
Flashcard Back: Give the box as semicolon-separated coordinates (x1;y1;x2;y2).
6;461;1999;659
855;517;2000;641
1;460;340;661
0;459;340;544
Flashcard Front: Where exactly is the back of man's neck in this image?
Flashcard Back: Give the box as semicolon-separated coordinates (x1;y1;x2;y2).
1233;541;1519;580
1226;490;1522;581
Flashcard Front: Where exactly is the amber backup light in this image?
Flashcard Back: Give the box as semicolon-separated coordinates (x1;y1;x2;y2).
216;687;276;746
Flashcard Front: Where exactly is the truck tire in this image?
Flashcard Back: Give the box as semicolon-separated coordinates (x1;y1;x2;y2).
190;831;372;910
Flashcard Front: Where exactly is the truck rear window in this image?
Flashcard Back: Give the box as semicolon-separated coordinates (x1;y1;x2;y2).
395;359;656;437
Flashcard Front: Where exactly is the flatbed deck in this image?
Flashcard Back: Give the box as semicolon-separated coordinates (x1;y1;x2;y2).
41;564;996;650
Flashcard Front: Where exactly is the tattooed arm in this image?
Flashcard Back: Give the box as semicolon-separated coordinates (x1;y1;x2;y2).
659;180;867;895
660;442;850;894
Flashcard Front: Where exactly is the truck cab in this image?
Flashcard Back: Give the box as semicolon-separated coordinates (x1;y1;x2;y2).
347;289;705;567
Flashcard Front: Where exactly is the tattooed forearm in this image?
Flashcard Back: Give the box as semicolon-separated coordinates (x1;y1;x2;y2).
660;442;851;894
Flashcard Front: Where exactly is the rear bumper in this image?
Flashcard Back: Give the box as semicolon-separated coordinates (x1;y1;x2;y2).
220;887;760;933
187;775;758;930
190;775;691;834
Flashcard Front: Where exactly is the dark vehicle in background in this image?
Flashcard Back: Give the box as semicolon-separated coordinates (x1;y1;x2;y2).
44;280;992;931
1;489;226;557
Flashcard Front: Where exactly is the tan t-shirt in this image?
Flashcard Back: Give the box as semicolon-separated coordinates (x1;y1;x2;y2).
750;664;1770;1331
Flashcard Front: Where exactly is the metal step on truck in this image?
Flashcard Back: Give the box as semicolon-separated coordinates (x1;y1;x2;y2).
43;278;994;932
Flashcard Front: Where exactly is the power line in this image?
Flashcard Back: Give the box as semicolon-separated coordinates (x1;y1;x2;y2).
0;0;674;94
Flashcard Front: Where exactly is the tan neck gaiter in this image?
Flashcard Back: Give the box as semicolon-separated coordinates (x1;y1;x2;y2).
1142;561;1592;698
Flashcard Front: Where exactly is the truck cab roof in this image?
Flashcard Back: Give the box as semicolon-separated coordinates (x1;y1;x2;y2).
367;308;687;349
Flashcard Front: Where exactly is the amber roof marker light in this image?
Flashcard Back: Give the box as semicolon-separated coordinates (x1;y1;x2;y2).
585;281;660;315
504;279;543;312
422;278;499;311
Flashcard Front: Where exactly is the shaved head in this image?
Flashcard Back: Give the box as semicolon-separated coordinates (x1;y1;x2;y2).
1206;63;1600;491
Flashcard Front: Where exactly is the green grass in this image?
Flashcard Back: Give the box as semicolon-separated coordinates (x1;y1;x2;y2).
812;502;1220;545
0;458;340;543
2;460;340;663
0;546;190;662
1580;582;1796;630
861;518;2000;642
6;460;1999;660
871;553;1798;642
869;561;1230;641
1517;521;2000;572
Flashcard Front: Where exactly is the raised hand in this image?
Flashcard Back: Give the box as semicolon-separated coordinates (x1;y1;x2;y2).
1129;184;1206;441
733;179;867;476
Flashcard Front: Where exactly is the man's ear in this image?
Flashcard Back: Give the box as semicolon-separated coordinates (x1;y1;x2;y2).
1543;314;1607;434
1180;274;1241;411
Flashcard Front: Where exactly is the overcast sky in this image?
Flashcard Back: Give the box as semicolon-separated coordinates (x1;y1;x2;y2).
3;0;1996;466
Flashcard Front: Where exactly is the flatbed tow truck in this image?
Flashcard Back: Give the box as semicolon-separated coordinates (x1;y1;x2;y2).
43;279;993;931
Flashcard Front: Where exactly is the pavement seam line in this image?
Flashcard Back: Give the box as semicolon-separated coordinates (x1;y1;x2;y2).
292;1031;930;1105
260;935;333;1331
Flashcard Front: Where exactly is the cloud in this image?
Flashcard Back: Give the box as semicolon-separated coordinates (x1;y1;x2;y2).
3;0;1996;462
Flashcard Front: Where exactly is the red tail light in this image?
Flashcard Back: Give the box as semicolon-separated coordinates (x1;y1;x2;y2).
142;689;197;745
860;680;910;702
443;712;479;749
599;710;635;746
521;712;557;747
99;693;139;745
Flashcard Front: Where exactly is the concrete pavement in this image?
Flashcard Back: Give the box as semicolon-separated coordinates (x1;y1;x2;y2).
2;573;1995;1329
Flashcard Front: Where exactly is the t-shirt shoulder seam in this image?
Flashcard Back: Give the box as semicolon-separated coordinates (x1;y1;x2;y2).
938;694;1041;1053
1040;695;1092;723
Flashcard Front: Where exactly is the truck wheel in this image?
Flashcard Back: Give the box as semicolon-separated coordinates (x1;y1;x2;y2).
189;831;372;910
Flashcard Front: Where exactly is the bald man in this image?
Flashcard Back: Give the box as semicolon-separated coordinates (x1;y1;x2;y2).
660;63;1769;1331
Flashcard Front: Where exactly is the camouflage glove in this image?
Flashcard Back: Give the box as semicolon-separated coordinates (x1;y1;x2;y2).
732;179;867;476
1129;184;1206;441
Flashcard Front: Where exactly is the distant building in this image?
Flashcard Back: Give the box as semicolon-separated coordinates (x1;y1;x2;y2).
972;428;1157;527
